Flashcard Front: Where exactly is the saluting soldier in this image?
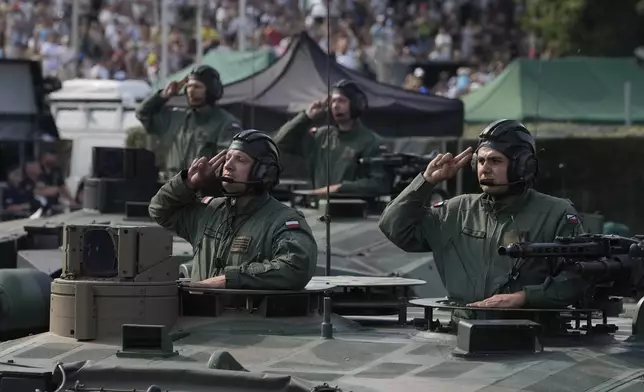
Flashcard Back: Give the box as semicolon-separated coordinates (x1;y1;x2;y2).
274;79;390;196
136;65;242;176
149;129;317;290
379;119;587;310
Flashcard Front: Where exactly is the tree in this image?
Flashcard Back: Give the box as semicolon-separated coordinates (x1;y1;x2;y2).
518;0;644;57
518;0;586;56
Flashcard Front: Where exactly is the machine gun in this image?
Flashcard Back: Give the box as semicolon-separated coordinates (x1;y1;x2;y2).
498;233;644;307
359;152;450;201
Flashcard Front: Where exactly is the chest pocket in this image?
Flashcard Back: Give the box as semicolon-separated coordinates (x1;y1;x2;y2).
341;146;357;161
458;226;488;278
194;126;211;145
462;227;486;239
227;232;266;270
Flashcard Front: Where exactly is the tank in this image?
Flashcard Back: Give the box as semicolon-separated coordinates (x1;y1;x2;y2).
0;222;642;392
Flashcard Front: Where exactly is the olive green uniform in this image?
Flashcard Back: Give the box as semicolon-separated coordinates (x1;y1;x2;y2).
149;172;318;290
136;90;242;173
379;173;587;308
274;112;390;195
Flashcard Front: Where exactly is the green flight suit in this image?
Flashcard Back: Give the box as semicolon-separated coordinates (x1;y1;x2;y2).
379;173;588;309
135;90;242;173
274;112;390;195
148;172;318;290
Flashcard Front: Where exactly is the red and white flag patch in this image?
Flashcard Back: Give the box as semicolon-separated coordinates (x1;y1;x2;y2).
285;220;300;229
201;196;214;204
566;214;580;224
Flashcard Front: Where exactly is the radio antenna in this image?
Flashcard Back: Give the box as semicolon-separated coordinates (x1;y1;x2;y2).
533;55;543;138
323;3;332;277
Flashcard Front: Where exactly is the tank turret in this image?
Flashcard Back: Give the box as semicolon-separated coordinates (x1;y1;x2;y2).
50;223;181;341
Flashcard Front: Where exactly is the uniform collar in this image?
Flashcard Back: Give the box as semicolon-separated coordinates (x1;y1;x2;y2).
479;188;531;215
190;104;217;117
227;191;270;215
335;120;364;139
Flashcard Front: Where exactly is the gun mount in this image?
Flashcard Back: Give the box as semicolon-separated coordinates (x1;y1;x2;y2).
497;234;644;288
495;233;644;336
359;152;450;202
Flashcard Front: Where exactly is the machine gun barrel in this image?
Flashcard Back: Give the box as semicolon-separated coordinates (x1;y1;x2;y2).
498;234;639;259
359;153;431;167
498;241;605;259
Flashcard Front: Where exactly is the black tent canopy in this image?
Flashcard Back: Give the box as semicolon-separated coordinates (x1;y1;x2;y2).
173;33;464;138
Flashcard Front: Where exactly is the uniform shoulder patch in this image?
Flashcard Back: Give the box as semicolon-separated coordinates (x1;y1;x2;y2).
201;196;214;205
309;127;317;133
565;214;581;224
285;220;300;229
432;200;446;208
228;121;242;131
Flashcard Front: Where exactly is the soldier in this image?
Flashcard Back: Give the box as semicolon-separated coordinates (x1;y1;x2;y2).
274;79;390;196
135;65;242;176
149;129;317;290
1;166;37;219
379;119;587;310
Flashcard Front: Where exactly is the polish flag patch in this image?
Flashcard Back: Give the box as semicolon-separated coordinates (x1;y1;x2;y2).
285;220;300;229
309;127;317;133
566;214;580;224
201;196;214;204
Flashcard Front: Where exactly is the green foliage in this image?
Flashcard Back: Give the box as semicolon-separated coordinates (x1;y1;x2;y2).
518;0;644;56
518;0;586;55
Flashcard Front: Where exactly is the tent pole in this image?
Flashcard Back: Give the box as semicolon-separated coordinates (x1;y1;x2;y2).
456;138;464;195
160;0;169;85
624;81;632;126
71;0;79;61
238;0;247;51
439;139;448;192
196;0;203;65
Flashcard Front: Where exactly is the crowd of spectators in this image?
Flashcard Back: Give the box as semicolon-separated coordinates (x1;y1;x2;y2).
0;0;536;98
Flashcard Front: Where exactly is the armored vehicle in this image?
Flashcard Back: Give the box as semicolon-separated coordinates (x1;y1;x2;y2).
0;223;642;392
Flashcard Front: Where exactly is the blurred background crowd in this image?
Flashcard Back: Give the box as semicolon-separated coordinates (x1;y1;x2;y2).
0;0;539;99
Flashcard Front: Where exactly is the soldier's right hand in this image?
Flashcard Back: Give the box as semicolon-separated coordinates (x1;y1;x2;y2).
423;147;473;184
305;98;328;120
162;76;188;98
186;155;221;189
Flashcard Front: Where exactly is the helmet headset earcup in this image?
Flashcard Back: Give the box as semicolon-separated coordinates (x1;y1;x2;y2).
349;90;367;119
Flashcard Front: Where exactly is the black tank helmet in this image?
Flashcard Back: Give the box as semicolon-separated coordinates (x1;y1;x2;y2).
471;119;539;187
228;129;282;191
188;65;224;104
331;79;368;119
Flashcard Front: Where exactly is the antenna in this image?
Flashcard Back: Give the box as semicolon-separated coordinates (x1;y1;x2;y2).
533;56;543;138
323;3;332;277
250;40;256;128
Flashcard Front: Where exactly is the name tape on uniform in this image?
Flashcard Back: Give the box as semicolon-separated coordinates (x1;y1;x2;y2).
285;220;300;229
